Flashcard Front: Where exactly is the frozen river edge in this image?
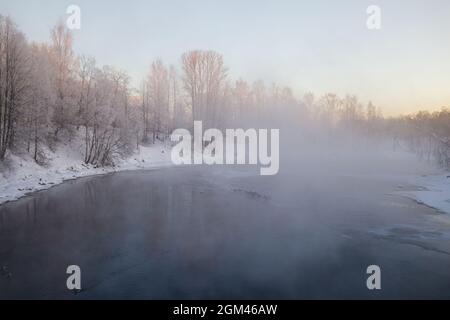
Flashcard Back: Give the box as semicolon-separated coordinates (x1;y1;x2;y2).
0;142;174;206
397;173;450;214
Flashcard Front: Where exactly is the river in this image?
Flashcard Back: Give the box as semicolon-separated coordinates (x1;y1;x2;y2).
1;152;450;299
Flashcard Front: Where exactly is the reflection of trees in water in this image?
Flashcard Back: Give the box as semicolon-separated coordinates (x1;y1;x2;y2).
0;196;40;231
25;198;38;226
83;179;98;208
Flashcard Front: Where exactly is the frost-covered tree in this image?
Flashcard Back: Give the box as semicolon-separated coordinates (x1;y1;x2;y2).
181;50;227;130
147;60;169;140
49;21;75;138
0;16;28;160
23;43;54;162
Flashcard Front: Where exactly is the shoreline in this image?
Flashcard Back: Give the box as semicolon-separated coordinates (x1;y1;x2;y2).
0;163;176;207
0;142;174;206
1;141;449;215
396;173;450;215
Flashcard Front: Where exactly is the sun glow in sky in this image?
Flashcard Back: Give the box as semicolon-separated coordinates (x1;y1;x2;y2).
1;0;450;116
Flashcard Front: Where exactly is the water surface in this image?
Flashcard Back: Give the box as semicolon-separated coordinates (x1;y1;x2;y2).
1;163;450;299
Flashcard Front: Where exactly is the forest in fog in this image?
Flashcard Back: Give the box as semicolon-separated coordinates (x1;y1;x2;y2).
0;15;449;169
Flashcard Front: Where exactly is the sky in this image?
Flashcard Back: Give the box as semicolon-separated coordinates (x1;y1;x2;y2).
1;0;450;116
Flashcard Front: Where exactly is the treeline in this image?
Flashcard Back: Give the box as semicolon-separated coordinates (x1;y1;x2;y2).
1;16;448;169
0;17;312;166
387;109;450;169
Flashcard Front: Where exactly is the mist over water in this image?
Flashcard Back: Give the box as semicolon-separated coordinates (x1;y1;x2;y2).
1;128;449;299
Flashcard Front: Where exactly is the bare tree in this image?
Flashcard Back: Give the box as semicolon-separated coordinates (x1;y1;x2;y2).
50;21;74;138
24;43;54;162
147;59;169;140
181;50;227;130
0;16;28;159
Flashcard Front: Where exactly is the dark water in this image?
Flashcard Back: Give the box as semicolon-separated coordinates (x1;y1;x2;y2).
1;163;450;299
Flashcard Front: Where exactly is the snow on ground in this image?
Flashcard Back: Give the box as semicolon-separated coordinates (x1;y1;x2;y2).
0;130;238;206
0;140;174;205
399;173;450;214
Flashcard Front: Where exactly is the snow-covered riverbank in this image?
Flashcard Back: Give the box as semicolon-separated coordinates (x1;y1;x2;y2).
0;141;174;205
399;173;450;214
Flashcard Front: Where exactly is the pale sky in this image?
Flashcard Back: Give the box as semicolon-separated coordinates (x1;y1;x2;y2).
1;0;450;116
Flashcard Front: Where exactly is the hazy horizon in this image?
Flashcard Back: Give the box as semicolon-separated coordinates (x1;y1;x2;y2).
1;0;450;116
